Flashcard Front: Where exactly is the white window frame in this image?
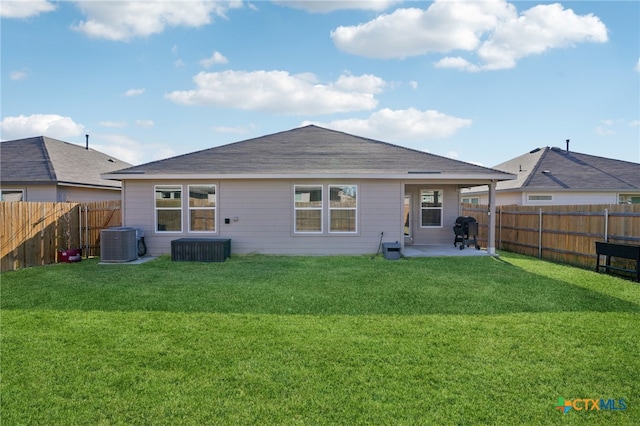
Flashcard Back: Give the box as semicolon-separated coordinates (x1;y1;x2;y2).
188;184;217;233
294;185;323;234
154;185;183;233
420;189;444;228
329;184;357;234
1;189;25;201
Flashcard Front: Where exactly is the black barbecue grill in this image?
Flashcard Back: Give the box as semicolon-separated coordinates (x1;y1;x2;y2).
453;216;480;250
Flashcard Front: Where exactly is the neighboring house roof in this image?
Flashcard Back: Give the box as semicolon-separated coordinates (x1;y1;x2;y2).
490;146;640;192
105;125;514;182
0;136;131;188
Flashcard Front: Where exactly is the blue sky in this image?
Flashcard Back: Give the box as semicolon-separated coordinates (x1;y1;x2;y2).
1;0;638;167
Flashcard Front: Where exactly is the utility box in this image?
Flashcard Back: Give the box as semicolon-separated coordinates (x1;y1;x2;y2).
382;242;402;260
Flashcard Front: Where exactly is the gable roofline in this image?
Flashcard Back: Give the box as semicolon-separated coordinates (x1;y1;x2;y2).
1;135;132;188
464;145;640;194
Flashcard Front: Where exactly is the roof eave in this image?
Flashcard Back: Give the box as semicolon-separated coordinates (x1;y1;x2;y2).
102;171;516;181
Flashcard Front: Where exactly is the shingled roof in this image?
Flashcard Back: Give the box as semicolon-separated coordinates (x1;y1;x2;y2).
0;136;131;188
106;125;514;181
492;146;640;191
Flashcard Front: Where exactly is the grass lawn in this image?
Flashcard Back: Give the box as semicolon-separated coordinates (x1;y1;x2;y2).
1;252;639;425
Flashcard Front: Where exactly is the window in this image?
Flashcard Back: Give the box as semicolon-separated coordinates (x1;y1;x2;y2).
155;185;182;232
294;185;322;233
528;195;553;202
421;189;443;227
619;194;640;204
1;189;24;201
329;185;357;233
189;185;216;232
462;197;479;205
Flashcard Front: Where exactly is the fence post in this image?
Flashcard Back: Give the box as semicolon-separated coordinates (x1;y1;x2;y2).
604;208;608;242
538;208;543;258
499;206;502;250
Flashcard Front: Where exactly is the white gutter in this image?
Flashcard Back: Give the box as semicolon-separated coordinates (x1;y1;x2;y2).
102;172;516;181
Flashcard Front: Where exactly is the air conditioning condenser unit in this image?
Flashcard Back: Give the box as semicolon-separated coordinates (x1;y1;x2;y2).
101;227;138;262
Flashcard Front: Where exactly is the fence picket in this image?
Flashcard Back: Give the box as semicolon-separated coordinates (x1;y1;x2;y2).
1;201;121;272
462;203;640;273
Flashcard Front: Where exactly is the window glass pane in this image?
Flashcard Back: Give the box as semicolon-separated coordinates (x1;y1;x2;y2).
421;190;442;207
190;210;215;231
421;209;442;227
189;185;216;207
528;195;552;201
156;186;182;208
157;210;181;231
330;210;356;232
330;185;357;208
296;210;321;232
1;190;23;201
295;186;322;208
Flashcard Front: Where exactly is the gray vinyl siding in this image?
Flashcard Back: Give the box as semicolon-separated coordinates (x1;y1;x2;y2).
58;186;122;202
122;179;404;256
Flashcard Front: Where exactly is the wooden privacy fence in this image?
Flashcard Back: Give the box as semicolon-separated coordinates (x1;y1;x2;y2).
461;203;640;273
1;201;121;272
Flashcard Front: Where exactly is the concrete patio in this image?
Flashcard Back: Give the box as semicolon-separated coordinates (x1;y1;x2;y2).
401;244;492;257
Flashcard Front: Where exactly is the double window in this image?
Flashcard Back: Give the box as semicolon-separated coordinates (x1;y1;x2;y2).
155;184;216;233
294;184;357;234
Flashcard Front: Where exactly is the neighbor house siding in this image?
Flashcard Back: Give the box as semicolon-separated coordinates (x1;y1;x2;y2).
465;191;623;206
122;179;404;256
59;186;122;202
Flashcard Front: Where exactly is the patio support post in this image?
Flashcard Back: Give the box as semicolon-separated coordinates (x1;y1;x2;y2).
487;180;497;255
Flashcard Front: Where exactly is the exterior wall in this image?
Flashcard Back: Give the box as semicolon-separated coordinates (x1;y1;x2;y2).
464;191;629;206
0;184;120;202
404;184;462;245
122;179;405;256
59;186;122;202
21;185;57;201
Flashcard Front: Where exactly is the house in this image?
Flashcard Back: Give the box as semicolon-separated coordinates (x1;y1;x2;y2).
0;136;131;202
103;125;514;256
462;146;640;206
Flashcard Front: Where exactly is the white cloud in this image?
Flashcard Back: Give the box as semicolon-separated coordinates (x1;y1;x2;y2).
200;51;228;68
273;0;400;13
0;0;56;18
303;108;472;141
166;70;385;114
409;81;418;90
331;0;607;71
99;121;127;128
123;88;145;97
1;114;84;140
136;119;154;128
212;124;255;134
635;58;640;72
9;70;27;80
629;120;640;127
90;134;177;165
70;1;241;41
175;59;186;68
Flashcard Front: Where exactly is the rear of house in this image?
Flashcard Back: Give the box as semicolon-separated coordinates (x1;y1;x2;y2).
105;126;514;256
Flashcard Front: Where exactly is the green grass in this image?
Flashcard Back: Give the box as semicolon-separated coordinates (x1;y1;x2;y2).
2;253;639;425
